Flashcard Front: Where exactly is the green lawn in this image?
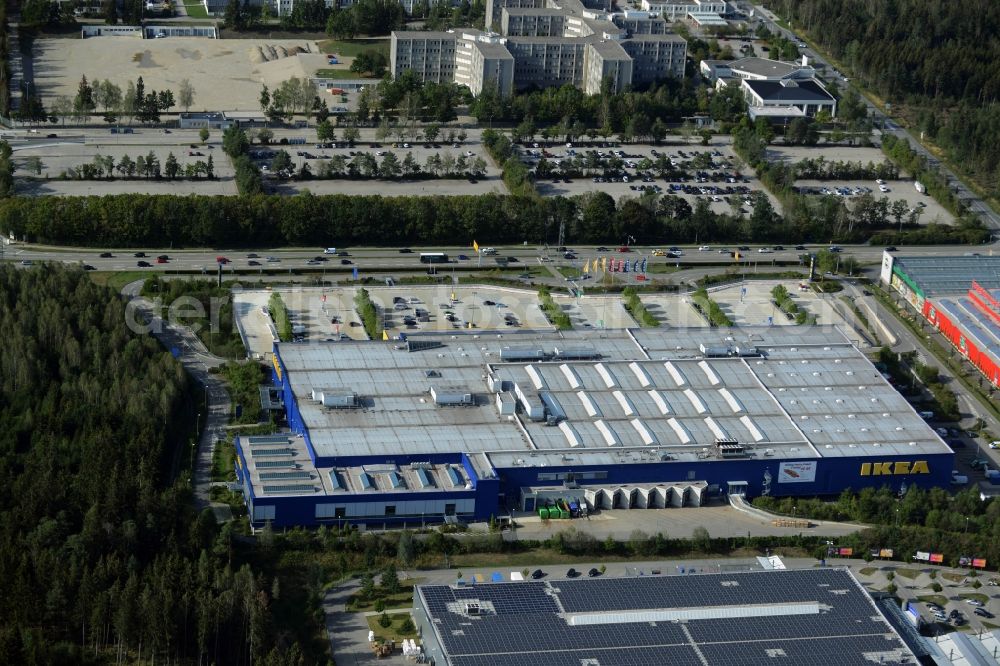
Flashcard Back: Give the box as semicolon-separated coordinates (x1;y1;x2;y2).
942;572;967;583
317;38;390;58
315;68;367;80
87;270;149;291
858;567;877;577
211;436;236;482
917;594;949;607
346;579;422;612
645;263;682;274
557;266;583;278
895;568;921;580
366;613;419;645
183;1;210;18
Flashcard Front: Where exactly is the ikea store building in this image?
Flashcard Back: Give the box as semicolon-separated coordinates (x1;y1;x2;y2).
234;326;953;529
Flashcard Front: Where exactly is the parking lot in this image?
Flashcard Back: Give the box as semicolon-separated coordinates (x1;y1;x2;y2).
551;292;639;329
234;287;368;358
522;140;782;214
365;285;551;333
765;144;955;225
795;179;954;225
708;280;849;327
11;139;237;195
248;141;506;196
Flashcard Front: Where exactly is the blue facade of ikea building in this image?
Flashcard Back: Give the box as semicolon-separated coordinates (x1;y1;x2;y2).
234;329;956;529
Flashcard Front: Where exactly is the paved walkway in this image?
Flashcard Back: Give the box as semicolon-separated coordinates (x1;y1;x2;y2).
121;280;233;515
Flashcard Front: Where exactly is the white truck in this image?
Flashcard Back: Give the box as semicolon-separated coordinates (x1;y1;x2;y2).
915;181;926;194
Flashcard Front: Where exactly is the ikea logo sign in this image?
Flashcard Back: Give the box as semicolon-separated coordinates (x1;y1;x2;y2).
860;461;930;476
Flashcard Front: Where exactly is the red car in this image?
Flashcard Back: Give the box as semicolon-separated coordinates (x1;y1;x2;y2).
216;256;230;264
156;257;168;264
618;246;631;252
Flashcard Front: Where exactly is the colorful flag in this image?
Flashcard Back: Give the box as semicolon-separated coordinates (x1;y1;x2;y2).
473;240;479;253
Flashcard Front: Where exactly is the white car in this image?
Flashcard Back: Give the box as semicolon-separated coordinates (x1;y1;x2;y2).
758;247;772;254
875;179;885;184
989;441;1000;449
698;246;711;252
879;185;890;193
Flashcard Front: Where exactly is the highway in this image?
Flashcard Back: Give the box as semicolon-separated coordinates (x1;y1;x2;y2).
3;241;998;274
748;3;1000;231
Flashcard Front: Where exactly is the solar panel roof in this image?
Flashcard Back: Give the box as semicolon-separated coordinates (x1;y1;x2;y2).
417;568;917;666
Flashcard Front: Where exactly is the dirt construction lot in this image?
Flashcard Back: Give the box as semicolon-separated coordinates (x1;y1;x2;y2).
33;37;325;112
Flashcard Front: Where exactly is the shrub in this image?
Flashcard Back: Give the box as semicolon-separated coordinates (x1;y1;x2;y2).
268;292;293;342
354;288;380;339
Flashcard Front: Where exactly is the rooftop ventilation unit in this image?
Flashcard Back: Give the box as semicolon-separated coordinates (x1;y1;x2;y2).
313;389;360;409
552;345;599;360
735;345;760;357
430;386;476;406
699;343;732;358
499;347;547;362
715;437;747;458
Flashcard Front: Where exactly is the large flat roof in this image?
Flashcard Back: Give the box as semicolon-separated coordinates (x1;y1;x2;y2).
744;78;834;102
416;568;918;666
728;56;803;78
276;326;949;467
891;255;1000;296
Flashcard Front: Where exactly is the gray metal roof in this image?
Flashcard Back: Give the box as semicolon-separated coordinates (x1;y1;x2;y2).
275;326;949;468
728;56;802;78
892;255;1000;296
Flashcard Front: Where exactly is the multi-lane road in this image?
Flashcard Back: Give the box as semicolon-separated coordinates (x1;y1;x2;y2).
3;241;998;274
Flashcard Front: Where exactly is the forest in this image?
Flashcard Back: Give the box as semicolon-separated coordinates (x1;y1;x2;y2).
0;266;304;665
763;0;1000;200
0;188;987;249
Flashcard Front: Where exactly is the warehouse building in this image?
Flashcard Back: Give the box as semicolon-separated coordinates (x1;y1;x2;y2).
412;567;920;665
234;325;953;529
881;252;1000;387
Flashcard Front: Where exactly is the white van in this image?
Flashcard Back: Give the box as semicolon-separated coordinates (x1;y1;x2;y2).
324;247;337;254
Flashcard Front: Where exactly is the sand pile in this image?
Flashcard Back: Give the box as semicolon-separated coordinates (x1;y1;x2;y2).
248;44;311;64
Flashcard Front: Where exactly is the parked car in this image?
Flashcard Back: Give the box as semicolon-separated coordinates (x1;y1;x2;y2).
588;568;601;577
566;568;579;578
975;608;994;618
531;569;544;579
